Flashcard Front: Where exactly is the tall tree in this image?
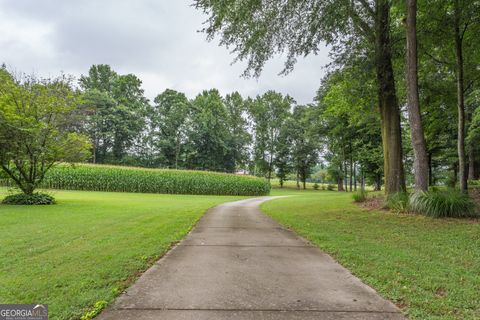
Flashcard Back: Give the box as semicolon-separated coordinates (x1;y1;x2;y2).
249;91;292;180
79;65;148;163
289;105;320;189
80;89;116;163
189;89;230;171
224;92;251;172
151;89;190;169
405;0;429;191
454;0;467;192
194;0;406;194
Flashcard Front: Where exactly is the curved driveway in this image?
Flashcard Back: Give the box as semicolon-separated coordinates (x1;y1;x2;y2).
98;197;405;320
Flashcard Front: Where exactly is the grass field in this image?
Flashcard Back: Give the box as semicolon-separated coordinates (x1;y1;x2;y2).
262;190;480;320
270;179;335;190
0;189;244;319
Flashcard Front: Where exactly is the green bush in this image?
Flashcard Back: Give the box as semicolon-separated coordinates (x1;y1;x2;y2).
352;189;368;202
327;184;334;191
468;179;480;186
2;193;55;205
31;164;270;196
313;183;319;190
383;192;409;212
409;190;478;218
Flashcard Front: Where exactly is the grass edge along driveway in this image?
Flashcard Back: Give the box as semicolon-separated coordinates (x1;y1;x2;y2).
263;189;480;320
0;189;246;320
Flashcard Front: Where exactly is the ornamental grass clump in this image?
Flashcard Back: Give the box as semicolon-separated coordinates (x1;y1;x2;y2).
34;163;270;196
352;189;368;202
383;192;410;212
409;189;477;218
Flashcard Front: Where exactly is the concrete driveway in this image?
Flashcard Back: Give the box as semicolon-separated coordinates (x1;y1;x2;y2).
97;197;405;320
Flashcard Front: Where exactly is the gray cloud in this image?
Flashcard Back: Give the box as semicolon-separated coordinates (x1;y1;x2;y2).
0;0;331;104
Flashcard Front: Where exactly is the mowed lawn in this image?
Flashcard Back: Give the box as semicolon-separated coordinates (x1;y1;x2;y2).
0;189;244;319
264;189;480;320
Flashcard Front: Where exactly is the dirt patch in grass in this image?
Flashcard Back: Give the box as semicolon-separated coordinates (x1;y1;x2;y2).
470;188;480;206
359;194;385;211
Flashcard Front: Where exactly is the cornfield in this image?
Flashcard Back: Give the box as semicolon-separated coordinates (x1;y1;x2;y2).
15;163;271;196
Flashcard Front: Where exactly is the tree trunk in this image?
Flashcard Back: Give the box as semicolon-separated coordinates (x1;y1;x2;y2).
468;148;475;180
374;174;382;191
267;153;273;181
344;161;348;192
428;153;433;186
454;0;467;193
405;0;429;192
375;0;406;195
296;171;300;189
175;134;181;170
349;148;353;192
354;163;357;191
337;176;345;191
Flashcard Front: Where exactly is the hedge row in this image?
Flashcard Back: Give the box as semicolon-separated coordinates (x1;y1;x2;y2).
33;164;270;196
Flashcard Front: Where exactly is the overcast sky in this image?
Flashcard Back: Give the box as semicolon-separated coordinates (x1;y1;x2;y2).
0;0;331;104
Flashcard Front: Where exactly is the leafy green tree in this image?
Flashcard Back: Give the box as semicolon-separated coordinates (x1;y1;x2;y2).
79;65;148;163
151;89;191;169
274;120;293;188
317;67;383;192
249;91;292;180
0;69;91;195
79;89;117;163
188;89;230;171
224;92;251;172
289;105;321;190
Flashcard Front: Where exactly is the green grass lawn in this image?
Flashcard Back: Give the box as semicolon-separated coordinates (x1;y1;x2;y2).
262;189;480;320
0;189;244;319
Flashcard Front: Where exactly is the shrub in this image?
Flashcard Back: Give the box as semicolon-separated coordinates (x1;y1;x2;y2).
2;193;55;205
468;180;480;186
327;184;334;191
409;190;478;218
321;184;326;190
383;192;409;212
32;163;270;196
352;189;368;202
313;183;319;190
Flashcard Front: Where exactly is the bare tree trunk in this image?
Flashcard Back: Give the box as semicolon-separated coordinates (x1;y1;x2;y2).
354;163;357;191
375;0;406;194
337;176;345;191
175;134;180;170
468;148;475;180
428;153;433;186
267;153;273;181
405;0;429;192
349;147;353;192
92;140;96;164
454;0;467;193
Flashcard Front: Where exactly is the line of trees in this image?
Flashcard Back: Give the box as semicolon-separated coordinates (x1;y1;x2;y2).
194;0;480;194
68;64;321;188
